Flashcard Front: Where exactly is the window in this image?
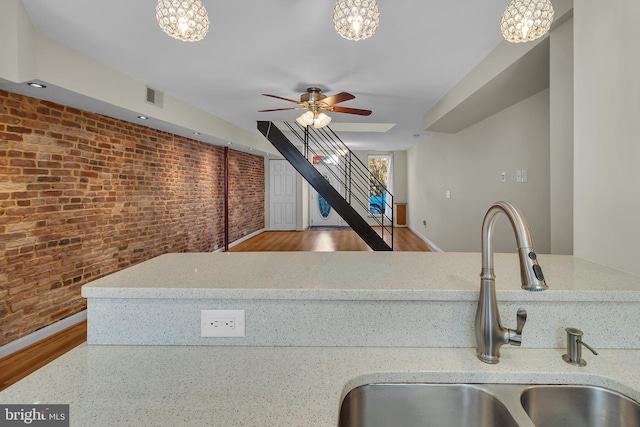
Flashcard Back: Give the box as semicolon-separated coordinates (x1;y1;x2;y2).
368;154;393;217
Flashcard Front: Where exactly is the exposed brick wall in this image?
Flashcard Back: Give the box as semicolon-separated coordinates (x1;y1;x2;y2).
0;90;265;346
228;150;265;242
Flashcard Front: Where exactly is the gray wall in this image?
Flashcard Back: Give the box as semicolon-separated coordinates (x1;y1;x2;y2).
549;18;574;255
408;0;640;276
573;0;640;274
408;90;551;254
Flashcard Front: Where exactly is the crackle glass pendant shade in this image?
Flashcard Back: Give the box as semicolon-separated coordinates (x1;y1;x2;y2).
156;0;210;42
333;0;380;41
500;0;554;43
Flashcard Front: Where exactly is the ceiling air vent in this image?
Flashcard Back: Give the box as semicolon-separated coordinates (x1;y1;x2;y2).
145;86;164;108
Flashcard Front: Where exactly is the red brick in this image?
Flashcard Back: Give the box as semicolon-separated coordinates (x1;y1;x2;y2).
0;90;264;346
7;126;33;134
37;161;61;168
11;191;39;199
23;168;49;175
0;132;22;141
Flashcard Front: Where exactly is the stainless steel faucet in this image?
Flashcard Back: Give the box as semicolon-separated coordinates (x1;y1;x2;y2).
475;201;547;364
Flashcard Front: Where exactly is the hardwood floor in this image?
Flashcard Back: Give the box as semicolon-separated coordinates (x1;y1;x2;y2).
230;227;433;252
0;320;87;391
1;227;430;391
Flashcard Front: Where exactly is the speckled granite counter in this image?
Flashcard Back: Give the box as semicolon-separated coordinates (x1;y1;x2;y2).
2;345;640;426
4;252;640;425
81;252;640;348
81;252;640;301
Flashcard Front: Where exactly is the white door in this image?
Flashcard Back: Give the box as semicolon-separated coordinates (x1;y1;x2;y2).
270;160;296;230
310;163;345;227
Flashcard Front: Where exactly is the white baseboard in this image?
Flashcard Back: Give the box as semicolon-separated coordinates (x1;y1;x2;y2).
230;228;265;248
213;228;267;252
408;226;443;252
0;310;87;359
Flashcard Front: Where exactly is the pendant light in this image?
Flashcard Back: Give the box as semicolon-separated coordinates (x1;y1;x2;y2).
500;0;554;43
156;0;210;42
333;0;380;41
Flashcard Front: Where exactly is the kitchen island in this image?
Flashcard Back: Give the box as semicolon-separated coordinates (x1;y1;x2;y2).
2;251;640;425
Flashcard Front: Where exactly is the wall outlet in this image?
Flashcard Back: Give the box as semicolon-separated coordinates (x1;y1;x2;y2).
422;220;427;227
201;309;245;337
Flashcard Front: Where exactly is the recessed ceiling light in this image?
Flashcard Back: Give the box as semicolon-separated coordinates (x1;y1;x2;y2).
227;141;232;145
138;115;148;120
27;82;46;88
193;132;200;135
249;148;253;151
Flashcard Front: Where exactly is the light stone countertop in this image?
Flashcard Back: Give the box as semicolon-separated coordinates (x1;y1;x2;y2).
5;252;640;425
1;344;640;426
82;252;640;302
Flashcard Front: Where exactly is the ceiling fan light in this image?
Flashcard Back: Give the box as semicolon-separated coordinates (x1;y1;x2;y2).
500;0;554;43
156;0;210;42
333;0;380;41
313;113;332;128
296;111;315;127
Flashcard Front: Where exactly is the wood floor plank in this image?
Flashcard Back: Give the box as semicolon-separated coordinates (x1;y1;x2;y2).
230;227;433;252
0;320;87;391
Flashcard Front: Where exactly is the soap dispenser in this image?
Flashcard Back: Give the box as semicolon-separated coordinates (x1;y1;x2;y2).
562;327;598;367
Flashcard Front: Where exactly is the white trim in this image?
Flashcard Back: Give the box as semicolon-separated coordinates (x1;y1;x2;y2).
214;228;267;252
408;226;443;252
230;228;266;248
0;310;87;359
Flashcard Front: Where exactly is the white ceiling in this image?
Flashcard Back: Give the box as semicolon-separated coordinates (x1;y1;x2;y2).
17;0;507;152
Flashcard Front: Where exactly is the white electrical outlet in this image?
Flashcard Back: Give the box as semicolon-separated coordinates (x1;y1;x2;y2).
201;310;245;337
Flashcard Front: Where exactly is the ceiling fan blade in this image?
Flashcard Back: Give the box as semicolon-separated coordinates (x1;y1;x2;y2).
321;92;355;106
258;107;303;112
330;106;372;116
262;94;302;104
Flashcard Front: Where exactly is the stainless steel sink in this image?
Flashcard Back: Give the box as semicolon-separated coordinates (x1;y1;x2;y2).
338;384;520;427
339;383;640;427
521;385;640;427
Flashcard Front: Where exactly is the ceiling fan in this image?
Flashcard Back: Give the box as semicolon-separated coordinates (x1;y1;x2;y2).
259;87;372;128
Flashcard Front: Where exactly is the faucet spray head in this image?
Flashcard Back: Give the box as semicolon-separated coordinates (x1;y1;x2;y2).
481;201;549;292
519;248;547;291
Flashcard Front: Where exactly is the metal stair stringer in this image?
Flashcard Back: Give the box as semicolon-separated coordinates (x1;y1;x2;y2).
258;121;392;251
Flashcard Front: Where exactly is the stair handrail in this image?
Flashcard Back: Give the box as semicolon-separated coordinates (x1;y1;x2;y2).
282;121;394;248
259;121;391;251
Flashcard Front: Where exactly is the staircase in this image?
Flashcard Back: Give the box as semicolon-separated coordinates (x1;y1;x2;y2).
258;121;393;251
